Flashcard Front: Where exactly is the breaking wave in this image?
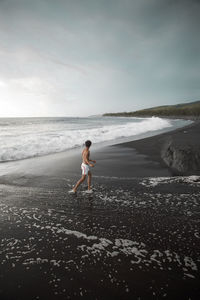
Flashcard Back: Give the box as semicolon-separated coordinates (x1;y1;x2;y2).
0;116;186;162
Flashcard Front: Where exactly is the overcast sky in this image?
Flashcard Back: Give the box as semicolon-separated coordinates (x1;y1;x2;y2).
0;0;200;117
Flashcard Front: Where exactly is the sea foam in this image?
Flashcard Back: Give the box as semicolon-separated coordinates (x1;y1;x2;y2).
0;116;178;162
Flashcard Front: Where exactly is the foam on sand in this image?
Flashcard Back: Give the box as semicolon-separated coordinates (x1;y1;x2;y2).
141;175;200;187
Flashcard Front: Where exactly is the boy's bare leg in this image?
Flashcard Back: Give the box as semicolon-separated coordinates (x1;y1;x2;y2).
73;175;86;192
88;171;92;190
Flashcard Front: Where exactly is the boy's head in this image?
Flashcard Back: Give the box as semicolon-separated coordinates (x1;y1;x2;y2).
85;140;92;148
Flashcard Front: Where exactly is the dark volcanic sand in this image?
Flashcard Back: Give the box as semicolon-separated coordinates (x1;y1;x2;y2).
117;120;200;176
0;122;200;300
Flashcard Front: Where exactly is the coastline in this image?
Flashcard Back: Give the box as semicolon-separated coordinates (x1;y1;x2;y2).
0;119;200;299
104;115;200;121
0;118;198;183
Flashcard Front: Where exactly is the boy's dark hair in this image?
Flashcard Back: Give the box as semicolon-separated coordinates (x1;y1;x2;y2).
85;140;92;148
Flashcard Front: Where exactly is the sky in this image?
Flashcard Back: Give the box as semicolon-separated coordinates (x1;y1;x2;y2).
0;0;200;117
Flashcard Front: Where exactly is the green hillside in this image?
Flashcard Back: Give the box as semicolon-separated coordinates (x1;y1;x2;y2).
103;101;200;117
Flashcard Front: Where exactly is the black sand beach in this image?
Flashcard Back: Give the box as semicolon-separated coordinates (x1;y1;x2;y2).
0;121;200;299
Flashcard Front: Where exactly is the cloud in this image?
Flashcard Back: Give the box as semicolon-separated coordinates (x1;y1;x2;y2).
0;0;200;116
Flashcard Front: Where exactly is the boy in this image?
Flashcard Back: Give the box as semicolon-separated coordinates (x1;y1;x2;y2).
69;140;96;193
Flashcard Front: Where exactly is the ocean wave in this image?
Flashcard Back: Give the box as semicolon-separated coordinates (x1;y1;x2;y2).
0;117;172;162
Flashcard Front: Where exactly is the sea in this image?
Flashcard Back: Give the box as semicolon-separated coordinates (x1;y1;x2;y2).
0;116;192;163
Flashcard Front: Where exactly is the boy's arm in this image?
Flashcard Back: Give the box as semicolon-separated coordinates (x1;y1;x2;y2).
88;151;96;164
85;151;95;167
89;159;96;163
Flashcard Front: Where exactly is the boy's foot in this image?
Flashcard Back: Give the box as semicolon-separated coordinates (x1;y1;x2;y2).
85;189;93;194
68;189;76;194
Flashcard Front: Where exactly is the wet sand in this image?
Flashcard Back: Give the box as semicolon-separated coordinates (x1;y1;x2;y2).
117;120;200;176
0;122;200;300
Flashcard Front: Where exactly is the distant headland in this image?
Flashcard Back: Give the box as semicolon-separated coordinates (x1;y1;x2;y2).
103;100;200;119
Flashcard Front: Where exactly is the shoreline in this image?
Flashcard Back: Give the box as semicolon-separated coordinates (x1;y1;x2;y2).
115;119;200;176
0;116;192;165
0;118;196;182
